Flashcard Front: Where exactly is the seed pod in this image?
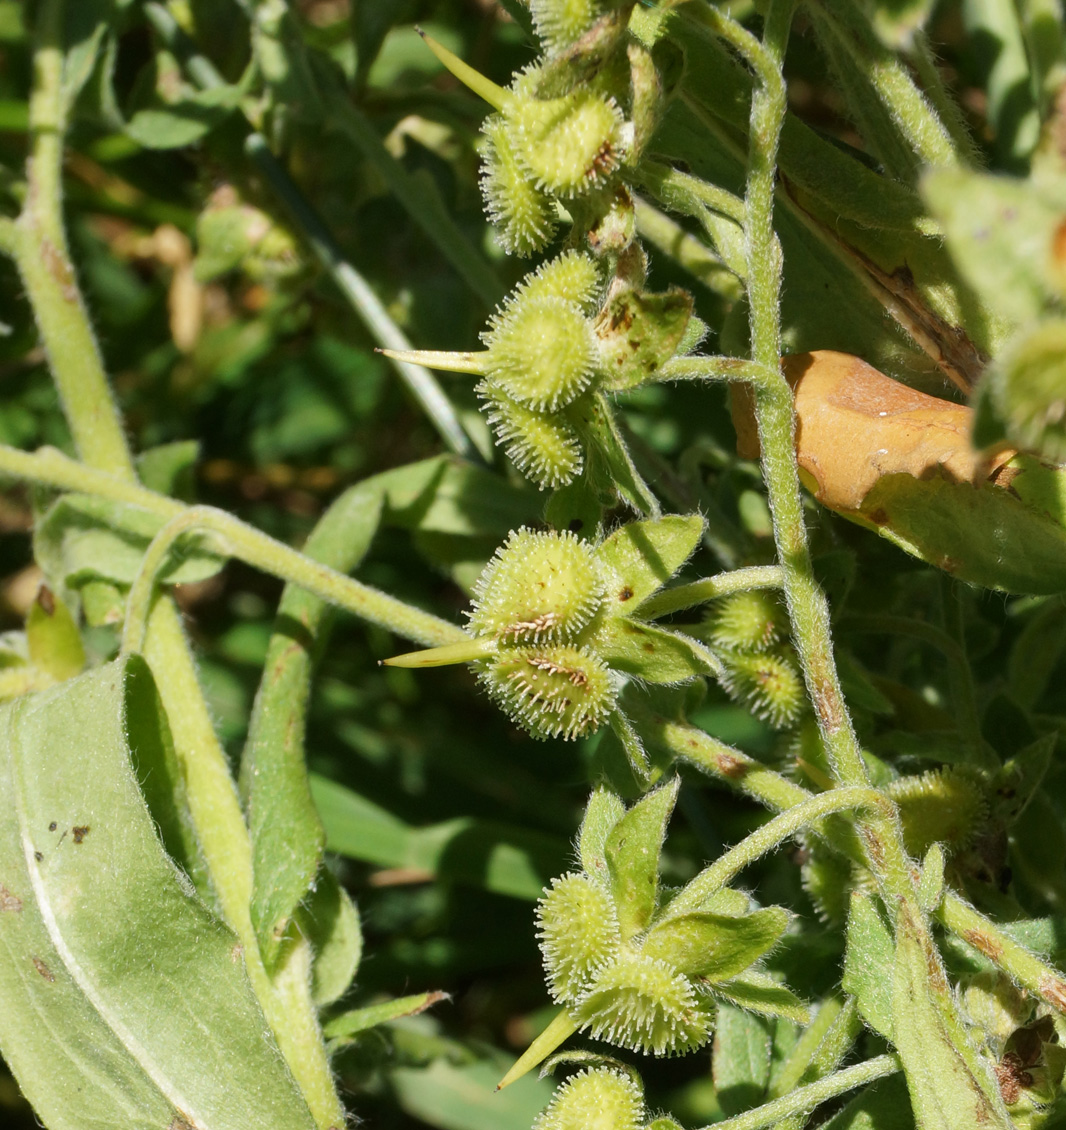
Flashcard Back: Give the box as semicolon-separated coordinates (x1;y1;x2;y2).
515;249;602;311
573;951;715;1056
529;0;602;55
507;90;625;197
706;591;788;653
470;528;603;643
888;767;989;859
483;387;585;488
481;115;558;256
532;1067;644;1130
537;872;621;1002
483;295;599;411
479;644;616;740
719;648;806;729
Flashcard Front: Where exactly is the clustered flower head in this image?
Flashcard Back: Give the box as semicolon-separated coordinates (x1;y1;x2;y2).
386;515;715;747
534;782;798;1056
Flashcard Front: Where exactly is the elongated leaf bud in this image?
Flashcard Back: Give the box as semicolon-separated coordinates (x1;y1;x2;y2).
573;951;715;1056
532;1067;644;1130
537;872;621;1002
470;528;603;643
482;115;558;256
478;644;616;740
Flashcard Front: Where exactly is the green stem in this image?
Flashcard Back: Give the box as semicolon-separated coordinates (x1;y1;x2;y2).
658;356;776;384
121;505;468;656
633;197;744;303
695;1054;900;1130
640;565;783;619
670;785;896;913
642;711;1066;1018
18;0;133;479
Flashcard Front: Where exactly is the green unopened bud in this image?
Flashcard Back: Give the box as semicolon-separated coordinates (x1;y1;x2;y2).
484;388;585;488
508;90;626;197
470;528;603;642
573;951;715;1055
537;872;621;1001
706;591;788;653
483;295;599;411
533;1067;644;1130
888;767;988;859
516;249;602;310
530;0;602;54
720;648;805;728
482;115;558;256
479;644;616;740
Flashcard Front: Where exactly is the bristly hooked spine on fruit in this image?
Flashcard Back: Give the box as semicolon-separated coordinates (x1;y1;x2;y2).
531;1067;645;1130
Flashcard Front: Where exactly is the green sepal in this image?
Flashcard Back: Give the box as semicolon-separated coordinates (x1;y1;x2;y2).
596;513;705;611
710;970;811;1024
578;785;627;884
598;619;715;683
596;287;693;391
605;776;679;940
843;890;895;1039
641;907;789;981
25;588;85;683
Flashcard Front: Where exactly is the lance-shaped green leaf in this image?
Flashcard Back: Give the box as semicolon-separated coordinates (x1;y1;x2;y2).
712;970;811;1025
0;658;317;1130
578;786;626;884
323;991;449;1044
605;777;679;940
891;901;1013;1129
596;287;694;392
34;494;222;590
642;907;789;982
598;619;716;683
241;475;384;968
843;891;895;1040
596;514;705;612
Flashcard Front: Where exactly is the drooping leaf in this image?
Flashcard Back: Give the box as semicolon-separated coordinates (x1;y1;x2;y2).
605;776;680;940
642;908;789;981
0;658;317;1130
712;1003;773;1116
596;514;705;611
34;494;221;590
310;775;566;901
711;970;811;1024
891;901;1013;1129
300;869;362;1008
598;620;715;683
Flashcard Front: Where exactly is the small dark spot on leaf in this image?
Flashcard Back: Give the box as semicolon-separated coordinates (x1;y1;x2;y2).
38;587;55;616
48;822;57;832
33;851;43;862
642;642;656;653
618;587;634;602
32;956;54;982
72;826;89;845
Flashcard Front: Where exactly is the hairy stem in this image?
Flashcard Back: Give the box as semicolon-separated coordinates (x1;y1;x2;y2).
121;505;468;655
640;565;784;619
